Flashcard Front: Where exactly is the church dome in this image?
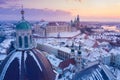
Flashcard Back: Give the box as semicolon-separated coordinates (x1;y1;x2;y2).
0;6;55;80
0;49;55;80
16;20;31;30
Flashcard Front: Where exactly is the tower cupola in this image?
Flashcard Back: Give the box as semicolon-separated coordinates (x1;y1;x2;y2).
15;7;34;50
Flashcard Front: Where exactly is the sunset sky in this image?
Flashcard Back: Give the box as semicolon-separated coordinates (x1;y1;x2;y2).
0;0;120;22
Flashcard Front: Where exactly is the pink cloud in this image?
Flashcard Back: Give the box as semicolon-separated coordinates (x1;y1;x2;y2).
0;7;73;21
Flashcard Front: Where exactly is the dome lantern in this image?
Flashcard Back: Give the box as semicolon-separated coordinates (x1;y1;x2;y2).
15;7;33;50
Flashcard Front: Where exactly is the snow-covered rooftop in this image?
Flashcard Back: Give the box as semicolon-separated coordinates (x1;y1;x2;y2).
41;41;72;54
0;47;6;54
48;30;80;37
0;54;7;61
109;49;120;55
47;54;63;67
0;39;14;48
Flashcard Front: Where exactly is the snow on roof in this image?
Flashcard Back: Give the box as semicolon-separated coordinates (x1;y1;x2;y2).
48;30;80;37
0;51;21;80
36;32;113;63
40;42;96;62
99;41;110;45
59;70;74;80
29;51;42;71
107;66;120;80
0;54;7;60
116;69;120;80
0;39;14;49
109;49;120;55
44;43;71;53
53;70;60;80
82;47;110;62
58;47;71;53
0;47;6;54
83;39;95;47
38;22;49;28
47;54;62;67
64;64;74;70
76;34;86;39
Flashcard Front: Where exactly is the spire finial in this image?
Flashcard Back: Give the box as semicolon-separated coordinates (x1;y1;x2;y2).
21;5;25;20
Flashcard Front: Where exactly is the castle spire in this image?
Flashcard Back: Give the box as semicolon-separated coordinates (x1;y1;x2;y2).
77;14;79;22
21;5;25;20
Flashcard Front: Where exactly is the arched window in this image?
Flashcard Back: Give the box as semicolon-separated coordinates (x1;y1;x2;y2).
19;36;22;48
24;36;28;48
30;35;32;43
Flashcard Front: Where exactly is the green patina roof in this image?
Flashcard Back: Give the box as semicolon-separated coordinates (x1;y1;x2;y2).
16;20;31;30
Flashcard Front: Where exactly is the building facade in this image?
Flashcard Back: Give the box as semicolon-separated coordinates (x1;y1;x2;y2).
46;22;72;34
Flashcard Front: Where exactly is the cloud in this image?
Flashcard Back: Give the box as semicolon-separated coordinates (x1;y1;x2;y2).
0;0;20;8
75;0;82;1
0;0;19;4
0;1;6;4
0;8;73;21
69;0;82;2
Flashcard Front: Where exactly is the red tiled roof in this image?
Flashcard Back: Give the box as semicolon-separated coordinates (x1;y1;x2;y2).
59;58;76;69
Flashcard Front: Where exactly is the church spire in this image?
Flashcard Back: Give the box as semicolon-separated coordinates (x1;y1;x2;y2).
77;14;79;22
21;5;25;20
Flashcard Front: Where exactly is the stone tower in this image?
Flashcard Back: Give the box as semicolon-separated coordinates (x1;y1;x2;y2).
75;44;82;71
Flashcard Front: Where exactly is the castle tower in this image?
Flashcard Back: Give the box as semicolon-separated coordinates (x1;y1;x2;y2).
76;15;80;22
76;15;80;27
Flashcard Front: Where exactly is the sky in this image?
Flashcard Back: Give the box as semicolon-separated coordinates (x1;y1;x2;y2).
0;0;120;22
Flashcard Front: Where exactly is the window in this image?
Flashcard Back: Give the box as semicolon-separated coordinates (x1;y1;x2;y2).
30;35;32;43
24;36;28;48
19;36;22;48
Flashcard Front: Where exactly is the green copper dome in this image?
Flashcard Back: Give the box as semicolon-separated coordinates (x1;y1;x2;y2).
16;20;31;30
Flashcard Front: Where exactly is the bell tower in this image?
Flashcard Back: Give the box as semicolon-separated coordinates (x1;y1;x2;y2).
75;43;82;71
70;42;75;58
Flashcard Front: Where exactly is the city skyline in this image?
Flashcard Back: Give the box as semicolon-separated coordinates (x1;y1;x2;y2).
0;0;120;22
